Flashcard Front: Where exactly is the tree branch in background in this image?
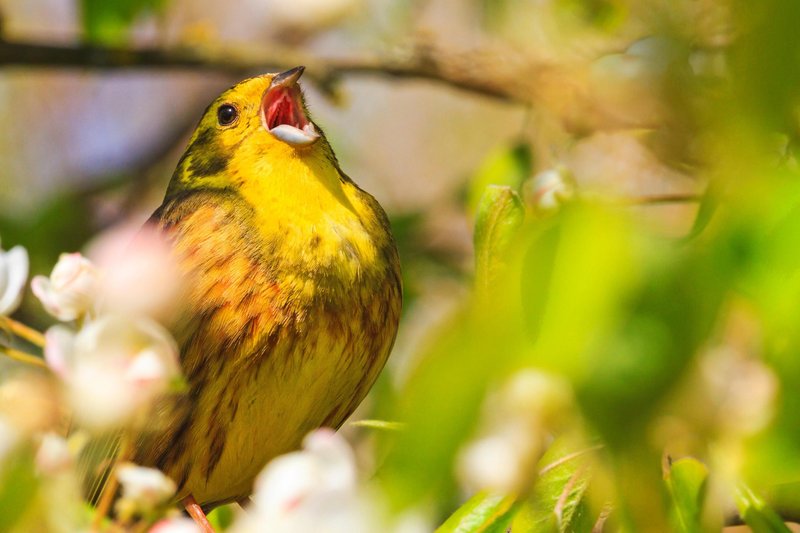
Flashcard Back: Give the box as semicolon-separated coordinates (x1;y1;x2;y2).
619;193;702;206
0;39;532;103
0;38;703;223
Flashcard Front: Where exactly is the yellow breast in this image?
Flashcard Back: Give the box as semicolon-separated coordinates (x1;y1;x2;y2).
139;166;401;507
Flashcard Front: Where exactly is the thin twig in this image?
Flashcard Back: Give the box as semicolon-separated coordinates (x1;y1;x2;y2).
0;345;47;369
621;193;703;206
0;39;525;103
348;419;406;431
0;317;46;347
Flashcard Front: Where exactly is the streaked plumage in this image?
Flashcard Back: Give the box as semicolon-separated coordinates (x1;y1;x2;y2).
128;69;401;509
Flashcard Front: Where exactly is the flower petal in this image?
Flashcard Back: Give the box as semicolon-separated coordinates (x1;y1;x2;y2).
0;246;29;316
44;326;76;378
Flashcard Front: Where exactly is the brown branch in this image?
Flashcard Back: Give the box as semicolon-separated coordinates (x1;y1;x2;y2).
0;39;528;103
621;193;703;205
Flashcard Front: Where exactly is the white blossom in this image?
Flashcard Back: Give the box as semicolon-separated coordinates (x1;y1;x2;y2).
457;419;542;494
32;252;98;321
456;370;572;494
116;462;176;514
0;239;29;316
233;428;377;533
35;432;73;475
702;347;777;436
44;315;180;430
149;517;201;533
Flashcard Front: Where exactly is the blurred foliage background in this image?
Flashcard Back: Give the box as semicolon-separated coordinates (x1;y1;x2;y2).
3;0;800;531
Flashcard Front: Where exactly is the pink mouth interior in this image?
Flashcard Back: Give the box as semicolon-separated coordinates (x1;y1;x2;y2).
263;87;309;130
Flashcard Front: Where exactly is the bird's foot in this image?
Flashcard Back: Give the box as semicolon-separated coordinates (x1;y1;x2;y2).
183;495;215;533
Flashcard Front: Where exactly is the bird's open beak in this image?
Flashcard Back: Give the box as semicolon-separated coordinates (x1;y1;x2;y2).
261;66;320;146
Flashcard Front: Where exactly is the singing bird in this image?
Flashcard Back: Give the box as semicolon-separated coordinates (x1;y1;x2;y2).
135;67;401;526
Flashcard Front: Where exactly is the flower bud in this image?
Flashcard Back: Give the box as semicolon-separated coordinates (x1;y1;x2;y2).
522;167;576;214
32;253;98;321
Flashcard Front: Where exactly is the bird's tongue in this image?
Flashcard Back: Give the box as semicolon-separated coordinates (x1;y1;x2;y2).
262;87;319;146
265;88;306;130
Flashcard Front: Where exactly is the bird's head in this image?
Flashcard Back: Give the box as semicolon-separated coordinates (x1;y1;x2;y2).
167;67;343;197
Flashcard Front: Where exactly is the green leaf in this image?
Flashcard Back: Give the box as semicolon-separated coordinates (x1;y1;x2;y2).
208;504;236;531
0;447;39;531
436;491;516;533
520;204;639;377
526;440;597;533
665;457;709;533
730;0;800;133
474;185;525;293
81;0;166;45
735;483;792;533
683;180;720;242
557;0;627;29
468;143;532;216
379;309;519;509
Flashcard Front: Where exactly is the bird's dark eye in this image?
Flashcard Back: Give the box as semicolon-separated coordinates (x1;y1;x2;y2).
217;104;238;126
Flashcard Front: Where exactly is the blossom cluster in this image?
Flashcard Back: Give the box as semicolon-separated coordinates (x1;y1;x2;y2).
0;231;425;532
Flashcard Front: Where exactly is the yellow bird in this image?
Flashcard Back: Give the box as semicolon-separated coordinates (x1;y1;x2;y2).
134;67;401;526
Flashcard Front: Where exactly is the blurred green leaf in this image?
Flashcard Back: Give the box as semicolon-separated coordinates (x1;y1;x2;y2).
729;178;800;488
381;194;531;509
477;0;511;30
521;204;639;377
665;457;708;533
762;481;800;523
435;491;516;533
380;307;524;510
474;185;525;294
81;0;166;45
0;447;39;531
576;236;730;444
557;0;627;29
467;142;532;216
730;0;800;134
525;439;596;533
684;181;720;242
208;503;235;531
735;483;792;533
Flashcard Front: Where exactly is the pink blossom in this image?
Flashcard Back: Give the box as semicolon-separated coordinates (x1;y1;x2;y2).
87;223;182;321
44;316;180;431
